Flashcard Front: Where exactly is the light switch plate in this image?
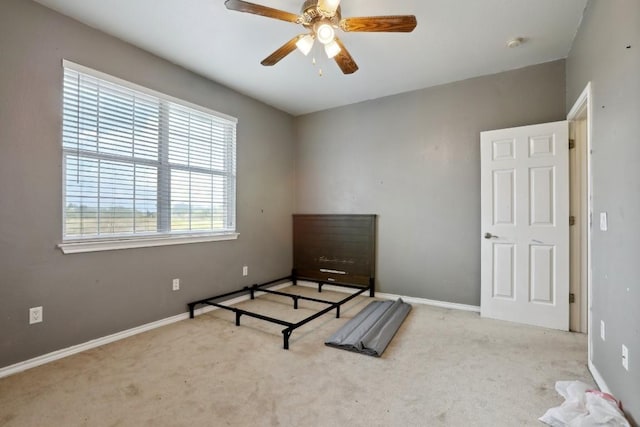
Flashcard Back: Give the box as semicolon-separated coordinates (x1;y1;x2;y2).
600;212;608;231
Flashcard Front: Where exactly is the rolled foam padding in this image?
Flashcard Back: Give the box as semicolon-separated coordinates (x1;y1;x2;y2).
325;298;411;357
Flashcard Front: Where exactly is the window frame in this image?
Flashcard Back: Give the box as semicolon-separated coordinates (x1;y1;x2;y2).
58;60;238;254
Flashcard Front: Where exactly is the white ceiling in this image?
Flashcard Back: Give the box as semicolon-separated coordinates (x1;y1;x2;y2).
34;0;588;116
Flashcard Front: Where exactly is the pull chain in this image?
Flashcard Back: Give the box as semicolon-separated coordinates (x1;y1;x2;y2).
310;42;324;77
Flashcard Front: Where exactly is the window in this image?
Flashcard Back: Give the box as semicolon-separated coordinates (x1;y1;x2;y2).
59;61;237;253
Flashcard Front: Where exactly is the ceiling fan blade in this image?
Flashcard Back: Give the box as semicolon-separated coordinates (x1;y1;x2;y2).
261;35;304;66
339;15;417;32
224;0;299;23
333;38;358;74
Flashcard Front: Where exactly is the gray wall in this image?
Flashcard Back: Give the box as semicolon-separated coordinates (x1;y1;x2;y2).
294;60;566;305
0;0;295;368
566;0;640;422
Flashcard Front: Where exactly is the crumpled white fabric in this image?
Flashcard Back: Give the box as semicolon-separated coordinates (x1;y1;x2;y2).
539;381;630;426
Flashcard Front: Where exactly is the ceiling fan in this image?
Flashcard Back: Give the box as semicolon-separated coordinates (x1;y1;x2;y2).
224;0;417;74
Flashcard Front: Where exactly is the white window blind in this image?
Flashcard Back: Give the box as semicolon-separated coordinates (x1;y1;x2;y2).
61;61;237;243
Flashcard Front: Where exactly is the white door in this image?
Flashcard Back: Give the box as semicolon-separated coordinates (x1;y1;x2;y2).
481;121;569;330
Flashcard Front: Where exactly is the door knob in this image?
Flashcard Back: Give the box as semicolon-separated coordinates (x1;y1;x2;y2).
484;232;498;239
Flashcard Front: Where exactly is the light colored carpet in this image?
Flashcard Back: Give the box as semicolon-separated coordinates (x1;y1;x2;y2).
0;285;593;426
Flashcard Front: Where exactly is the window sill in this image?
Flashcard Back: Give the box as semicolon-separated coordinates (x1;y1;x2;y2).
58;233;239;254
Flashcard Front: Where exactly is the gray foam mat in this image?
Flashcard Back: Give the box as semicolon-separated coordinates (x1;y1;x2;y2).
325;298;411;357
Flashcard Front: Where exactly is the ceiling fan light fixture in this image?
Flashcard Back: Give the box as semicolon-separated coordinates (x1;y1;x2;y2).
296;34;315;56
324;39;341;59
224;0;417;75
314;22;335;44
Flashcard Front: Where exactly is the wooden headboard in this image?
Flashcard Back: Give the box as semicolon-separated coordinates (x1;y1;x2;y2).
293;214;376;287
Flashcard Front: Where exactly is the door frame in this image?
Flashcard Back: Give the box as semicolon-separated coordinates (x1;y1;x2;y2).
567;82;593;359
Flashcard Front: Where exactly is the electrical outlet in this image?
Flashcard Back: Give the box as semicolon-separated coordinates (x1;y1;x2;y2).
242;266;248;276
172;278;180;291
600;320;605;341
29;306;43;324
622;345;629;371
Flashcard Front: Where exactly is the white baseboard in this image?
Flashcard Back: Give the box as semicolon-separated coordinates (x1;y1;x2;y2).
376;292;480;312
0;282;291;379
588;359;612;394
295;281;481;312
1;281;477;378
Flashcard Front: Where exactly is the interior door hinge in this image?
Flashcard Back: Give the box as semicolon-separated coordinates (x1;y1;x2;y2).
569;293;575;304
569;139;576;149
569;216;576;226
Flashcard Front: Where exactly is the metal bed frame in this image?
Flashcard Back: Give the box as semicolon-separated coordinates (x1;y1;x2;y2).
189;214;377;349
187;270;375;349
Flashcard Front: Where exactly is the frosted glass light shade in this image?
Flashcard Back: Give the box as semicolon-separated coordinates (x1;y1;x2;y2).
296;34;315;56
318;0;341;14
324;40;341;59
315;22;335;44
